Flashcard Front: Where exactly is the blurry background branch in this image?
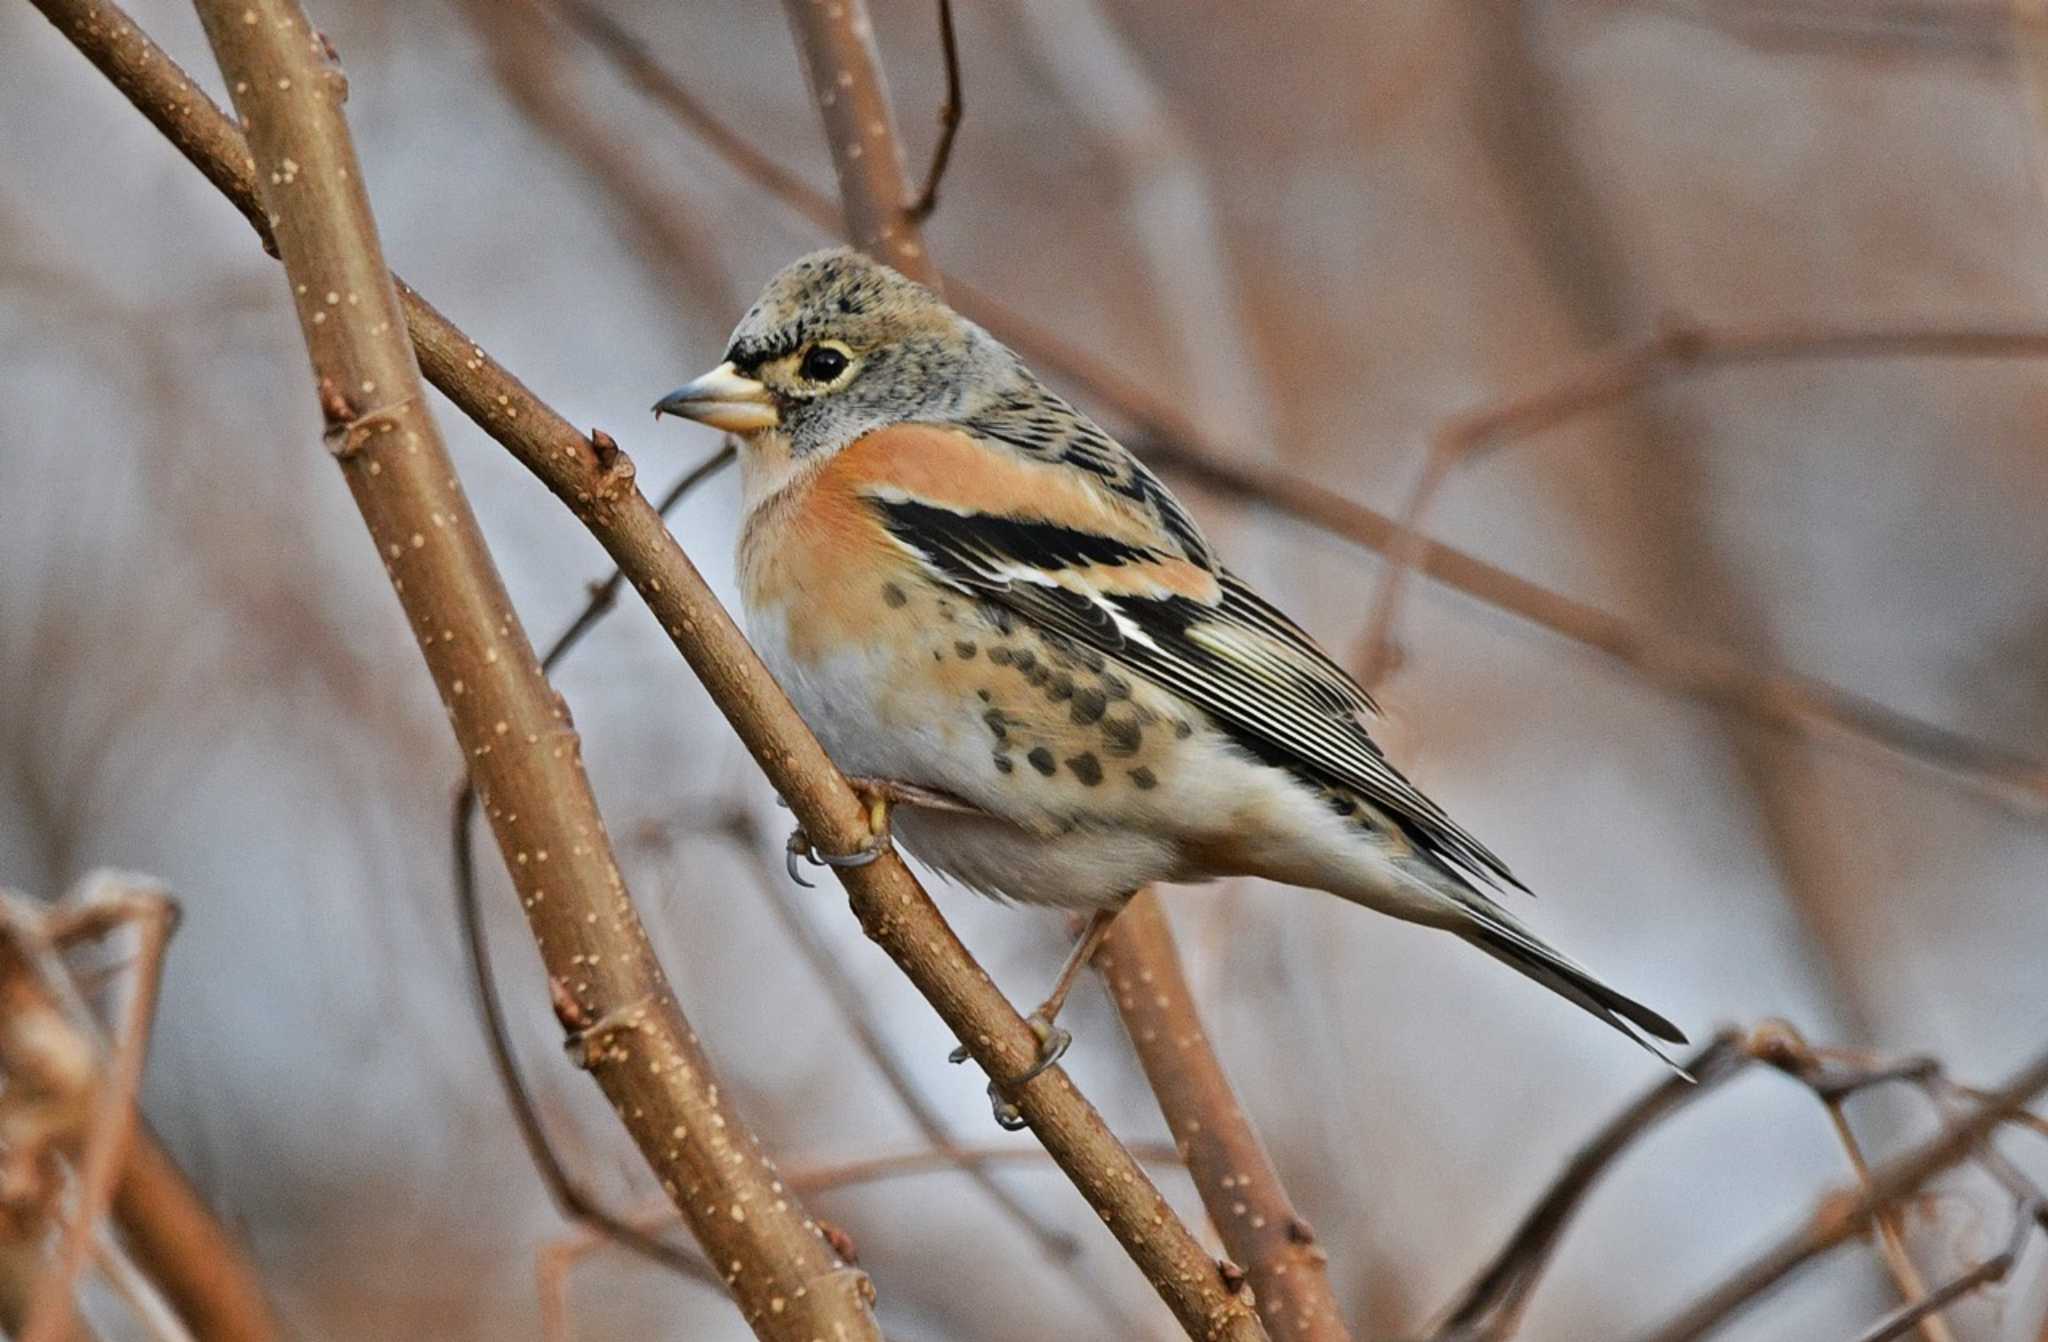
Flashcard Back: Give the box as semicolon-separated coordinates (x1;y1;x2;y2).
0;873;276;1342
1401;1022;2048;1342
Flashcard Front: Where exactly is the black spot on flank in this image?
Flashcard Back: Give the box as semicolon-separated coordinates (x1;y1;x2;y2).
976;688;992;703
1071;688;1107;725
1129;766;1158;790
932;649;943;662
1046;672;1075;702
955;640;978;659
1173;720;1194;739
1011;649;1036;673
988;646;1015;666
993;754;1014;774
1103;673;1131;700
1101;716;1142;756
1330;794;1358;816
983;708;1008;740
1066;753;1103;786
882;583;908;608
1025;664;1051;688
1027;747;1057;777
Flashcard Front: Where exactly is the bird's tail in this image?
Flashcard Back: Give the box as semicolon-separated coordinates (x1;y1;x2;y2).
1455;902;1690;1072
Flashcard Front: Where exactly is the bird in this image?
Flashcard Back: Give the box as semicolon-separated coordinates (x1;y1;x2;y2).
654;247;1686;1118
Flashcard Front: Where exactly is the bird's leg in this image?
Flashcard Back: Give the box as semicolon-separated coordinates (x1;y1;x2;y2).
955;907;1121;1130
783;776;988;886
1026;907;1118;1059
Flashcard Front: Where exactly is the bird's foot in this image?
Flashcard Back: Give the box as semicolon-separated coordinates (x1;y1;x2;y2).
783;817;891;888
950;1010;1073;1130
778;778;925;881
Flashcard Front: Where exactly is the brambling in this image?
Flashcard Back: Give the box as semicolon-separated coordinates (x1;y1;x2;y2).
655;248;1684;1095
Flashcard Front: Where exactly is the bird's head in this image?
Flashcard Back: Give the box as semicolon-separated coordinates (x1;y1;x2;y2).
653;247;1005;461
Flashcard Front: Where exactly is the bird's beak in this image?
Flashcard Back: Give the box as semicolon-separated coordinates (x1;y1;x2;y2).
651;362;780;432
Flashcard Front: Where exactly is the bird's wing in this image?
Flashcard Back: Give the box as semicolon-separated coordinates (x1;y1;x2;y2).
851;419;1523;892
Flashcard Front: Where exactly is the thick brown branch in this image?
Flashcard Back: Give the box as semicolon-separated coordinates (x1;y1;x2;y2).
1100;892;1351;1342
779;0;932;281
181;3;875;1338
40;3;1261;1335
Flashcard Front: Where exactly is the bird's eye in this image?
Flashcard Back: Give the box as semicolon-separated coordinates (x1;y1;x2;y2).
798;343;851;384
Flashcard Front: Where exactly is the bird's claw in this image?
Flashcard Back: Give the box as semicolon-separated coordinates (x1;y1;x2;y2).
952;1011;1073;1130
781;778;908;887
783;825;890;888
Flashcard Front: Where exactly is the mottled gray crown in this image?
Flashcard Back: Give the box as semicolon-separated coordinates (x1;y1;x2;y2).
720;248;1021;457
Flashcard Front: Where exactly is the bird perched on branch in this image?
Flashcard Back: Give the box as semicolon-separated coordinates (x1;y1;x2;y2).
656;248;1684;1119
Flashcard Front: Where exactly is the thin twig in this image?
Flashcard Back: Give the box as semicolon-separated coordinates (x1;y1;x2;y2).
22;881;175;1342
903;0;961;223
534;2;2048;814
454;0;733;307
453;448;734;1289
1099;892;1352;1342
1821;1099;1955;1342
1359;318;2048;692
1635;1041;2048;1342
44;5;1260;1335
1421;1032;1750;1342
1849;1190;2041;1342
182;5;876;1337
547;0;838;233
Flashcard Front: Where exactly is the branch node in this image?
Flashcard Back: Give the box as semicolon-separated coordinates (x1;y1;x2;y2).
559;991;658;1071
1217;1258;1249;1295
818;1220;860;1265
322;390;424;459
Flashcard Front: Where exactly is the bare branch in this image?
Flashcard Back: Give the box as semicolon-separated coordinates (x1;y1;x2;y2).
1635;1041;2048;1342
40;3;1261;1334
1100;892;1352;1341
109;1122;287;1342
546;0;838;234
780;0;932;281
1360;317;2048;691
452;449;733;1290
903;0;961;223
22;879;175;1342
1422;1033;1750;1342
180;4;876;1336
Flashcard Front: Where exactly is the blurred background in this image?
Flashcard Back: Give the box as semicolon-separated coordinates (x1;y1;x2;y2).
5;0;2048;1337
